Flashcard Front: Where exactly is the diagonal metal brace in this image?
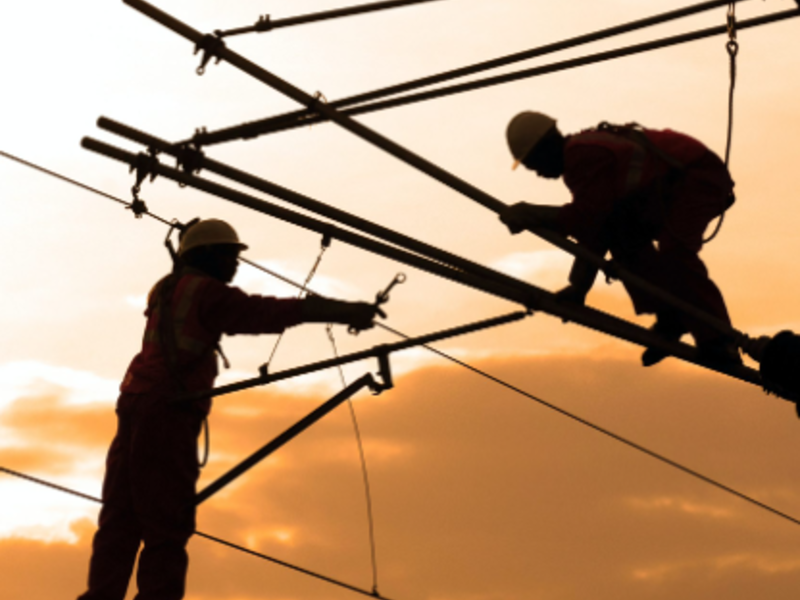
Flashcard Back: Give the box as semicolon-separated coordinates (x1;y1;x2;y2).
195;373;379;505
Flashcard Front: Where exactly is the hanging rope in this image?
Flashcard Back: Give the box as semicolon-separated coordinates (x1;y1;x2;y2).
703;1;740;244
263;233;332;372
327;324;381;596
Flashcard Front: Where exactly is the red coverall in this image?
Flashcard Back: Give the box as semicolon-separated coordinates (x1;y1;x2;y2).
78;267;302;600
555;126;735;342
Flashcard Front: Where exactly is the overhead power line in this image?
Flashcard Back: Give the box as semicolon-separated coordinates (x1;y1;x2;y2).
0;466;389;600
187;0;780;146
2;151;797;532
215;0;447;38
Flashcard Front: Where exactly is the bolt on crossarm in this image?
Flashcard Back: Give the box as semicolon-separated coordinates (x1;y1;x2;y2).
81;136;765;391
185;311;528;404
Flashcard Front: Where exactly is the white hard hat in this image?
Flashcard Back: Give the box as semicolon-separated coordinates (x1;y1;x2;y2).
178;219;248;256
506;111;557;170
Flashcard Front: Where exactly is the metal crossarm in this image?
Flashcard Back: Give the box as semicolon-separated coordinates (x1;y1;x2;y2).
116;0;778;351
187;0;765;146
80;136;766;390
195;373;382;505
99;115;746;346
184;311;528;403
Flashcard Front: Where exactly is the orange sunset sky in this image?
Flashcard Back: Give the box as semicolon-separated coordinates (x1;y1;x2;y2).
2;1;800;599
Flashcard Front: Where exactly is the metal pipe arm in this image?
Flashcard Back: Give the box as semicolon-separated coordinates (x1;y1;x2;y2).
98;116;747;346
80;135;763;388
195;373;379;505
185;311;528;402
215;0;446;37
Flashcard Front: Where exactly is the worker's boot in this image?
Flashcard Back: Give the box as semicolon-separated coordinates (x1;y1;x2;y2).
555;258;598;306
696;336;743;369
641;312;688;367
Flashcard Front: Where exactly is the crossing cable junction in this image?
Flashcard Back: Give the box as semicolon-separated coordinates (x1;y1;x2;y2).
3;1;800;599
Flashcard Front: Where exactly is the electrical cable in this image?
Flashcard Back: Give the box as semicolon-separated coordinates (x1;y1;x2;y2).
191;7;800;145
327;324;382;596
0;466;391;600
0;150;172;227
214;0;447;38
191;0;755;146
2;150;799;530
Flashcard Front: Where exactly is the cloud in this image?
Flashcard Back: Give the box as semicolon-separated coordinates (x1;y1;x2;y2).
4;354;800;599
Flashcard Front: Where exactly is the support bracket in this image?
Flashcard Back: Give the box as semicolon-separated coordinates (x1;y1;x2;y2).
194;33;225;75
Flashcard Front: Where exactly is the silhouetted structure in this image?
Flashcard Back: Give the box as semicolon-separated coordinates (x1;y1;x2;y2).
77;219;381;600
504;114;741;368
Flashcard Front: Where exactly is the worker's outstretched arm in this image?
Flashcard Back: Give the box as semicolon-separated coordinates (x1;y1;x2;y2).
302;296;386;332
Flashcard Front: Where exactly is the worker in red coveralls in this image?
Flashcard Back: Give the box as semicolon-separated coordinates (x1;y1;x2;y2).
501;111;740;367
77;219;383;600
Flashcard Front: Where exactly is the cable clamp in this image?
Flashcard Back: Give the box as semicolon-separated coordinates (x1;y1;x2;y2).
253;14;273;32
127;150;160;218
127;195;149;219
194;33;226;76
309;91;328;114
174;142;205;176
369;349;393;394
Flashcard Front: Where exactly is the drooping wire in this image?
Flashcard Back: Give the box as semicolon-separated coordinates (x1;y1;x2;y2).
327;324;381;596
263;234;331;372
4;151;800;530
0;466;392;600
249;222;382;594
703;1;740;244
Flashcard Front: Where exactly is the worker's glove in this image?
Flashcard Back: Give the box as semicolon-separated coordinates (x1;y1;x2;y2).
302;296;386;331
346;302;387;333
499;202;561;235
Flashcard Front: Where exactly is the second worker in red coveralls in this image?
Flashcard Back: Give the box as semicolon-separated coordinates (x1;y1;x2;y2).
77;219;384;600
501;111;740;367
